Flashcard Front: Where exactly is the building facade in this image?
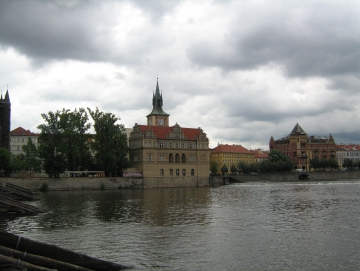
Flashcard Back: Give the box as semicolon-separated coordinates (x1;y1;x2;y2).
269;123;336;171
10;127;39;155
336;145;360;168
0;90;11;150
210;144;255;173
129;80;210;178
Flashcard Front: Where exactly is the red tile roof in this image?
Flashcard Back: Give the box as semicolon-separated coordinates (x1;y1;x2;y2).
211;144;250;153
10;127;39;136
136;125;202;140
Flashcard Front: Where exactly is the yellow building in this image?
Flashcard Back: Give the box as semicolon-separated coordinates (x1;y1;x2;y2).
129;80;210;180
210;144;255;173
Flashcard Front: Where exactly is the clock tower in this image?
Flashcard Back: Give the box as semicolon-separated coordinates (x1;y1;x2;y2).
146;79;169;126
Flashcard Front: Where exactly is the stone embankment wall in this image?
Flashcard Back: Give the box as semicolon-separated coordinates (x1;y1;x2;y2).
230;170;360;183
1;176;224;191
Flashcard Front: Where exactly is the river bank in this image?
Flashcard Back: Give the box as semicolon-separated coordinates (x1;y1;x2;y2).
0;176;224;191
1;171;359;191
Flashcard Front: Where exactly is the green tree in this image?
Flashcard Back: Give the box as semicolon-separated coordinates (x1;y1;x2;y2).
259;149;293;173
88;108;130;176
210;160;219;174
0;148;12;176
22;138;42;173
310;156;321;170
60;108;92;171
238;161;250;174
328;157;339;170
343;158;354;169
221;164;228;175
11;153;27;173
230;164;238;174
37;110;67;177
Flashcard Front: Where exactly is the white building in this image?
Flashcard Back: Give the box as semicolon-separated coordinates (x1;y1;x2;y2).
336;145;360;168
10;127;39;155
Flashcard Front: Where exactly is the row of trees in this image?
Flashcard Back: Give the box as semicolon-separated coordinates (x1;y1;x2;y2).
210;150;294;174
0;108;130;177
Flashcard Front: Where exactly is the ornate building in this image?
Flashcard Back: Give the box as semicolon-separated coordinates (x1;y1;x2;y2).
0;90;11;150
129;80;210;181
269;123;336;171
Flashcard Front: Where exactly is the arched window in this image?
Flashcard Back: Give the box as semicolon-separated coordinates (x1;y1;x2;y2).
181;153;186;163
176;169;179;176
191;169;195;176
170;169;173;176
160;169;164;176
169;153;173;163
175;153;180;163
182;169;186;176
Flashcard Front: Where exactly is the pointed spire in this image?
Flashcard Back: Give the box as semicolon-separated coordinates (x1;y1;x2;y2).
147;79;169;117
290;123;307;135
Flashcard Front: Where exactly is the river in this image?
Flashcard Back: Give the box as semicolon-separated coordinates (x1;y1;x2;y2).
1;180;360;270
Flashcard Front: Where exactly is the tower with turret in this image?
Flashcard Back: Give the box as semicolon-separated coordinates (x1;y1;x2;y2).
0;89;11;150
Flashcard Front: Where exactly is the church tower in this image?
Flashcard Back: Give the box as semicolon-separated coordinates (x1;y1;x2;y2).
0;89;11;150
146;79;169;126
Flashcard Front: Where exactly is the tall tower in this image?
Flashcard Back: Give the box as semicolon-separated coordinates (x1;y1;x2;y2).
146;79;170;126
0;89;11;150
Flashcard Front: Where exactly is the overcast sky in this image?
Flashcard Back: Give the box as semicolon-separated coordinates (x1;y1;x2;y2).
1;0;359;150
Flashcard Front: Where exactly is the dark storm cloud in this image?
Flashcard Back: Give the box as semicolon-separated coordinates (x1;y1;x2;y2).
187;2;360;80
0;0;177;66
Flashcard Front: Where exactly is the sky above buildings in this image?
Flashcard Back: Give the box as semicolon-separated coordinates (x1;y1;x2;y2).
1;0;359;149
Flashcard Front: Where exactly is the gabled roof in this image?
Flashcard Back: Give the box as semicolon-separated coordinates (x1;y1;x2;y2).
211;144;250;153
290;123;307;135
136;125;203;140
10;127;39;136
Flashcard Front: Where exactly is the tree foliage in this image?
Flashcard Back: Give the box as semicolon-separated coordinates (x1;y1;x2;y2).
88;108;130;177
230;164;238;174
343;158;354;169
221;164;228;175
0;148;12;176
210;160;219;174
22;138;43;173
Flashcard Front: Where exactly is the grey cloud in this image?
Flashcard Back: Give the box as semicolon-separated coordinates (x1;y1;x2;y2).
187;3;360;80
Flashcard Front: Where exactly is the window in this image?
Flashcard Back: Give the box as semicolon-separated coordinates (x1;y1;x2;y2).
169;153;173;163
160;169;164;176
182;154;186;163
176;169;179;176
170;169;173;176
17;138;20;143
175;143;179;148
21;138;24;143
159;155;165;161
148;154;152;161
182;143;185;148
191;169;195;176
170;143;173;148
190;155;195;161
159;142;164;148
175;153;180;163
182;169;186;176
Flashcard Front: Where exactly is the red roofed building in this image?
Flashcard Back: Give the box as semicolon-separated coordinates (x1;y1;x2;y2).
129;80;210;183
210;143;255;173
10;127;39;155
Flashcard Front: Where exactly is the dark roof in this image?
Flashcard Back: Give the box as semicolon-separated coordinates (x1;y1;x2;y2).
147;80;169;117
290;123;307;135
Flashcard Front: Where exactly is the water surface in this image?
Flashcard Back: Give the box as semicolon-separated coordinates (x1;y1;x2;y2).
1;181;360;270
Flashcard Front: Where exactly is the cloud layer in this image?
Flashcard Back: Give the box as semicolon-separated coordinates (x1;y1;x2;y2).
1;0;359;149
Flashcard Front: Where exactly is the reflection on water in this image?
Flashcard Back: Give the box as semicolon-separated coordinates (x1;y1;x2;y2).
1;181;360;270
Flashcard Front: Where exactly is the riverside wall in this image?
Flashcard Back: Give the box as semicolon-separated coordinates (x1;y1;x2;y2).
230;170;360;183
0;176;225;191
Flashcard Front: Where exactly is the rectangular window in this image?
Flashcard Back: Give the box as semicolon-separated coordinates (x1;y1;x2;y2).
159;155;164;161
182;143;185;148
190;155;195;162
148;154;152;161
21;138;25;143
159;142;164;148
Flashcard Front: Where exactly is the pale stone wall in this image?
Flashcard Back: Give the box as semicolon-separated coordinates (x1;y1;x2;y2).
143;177;210;188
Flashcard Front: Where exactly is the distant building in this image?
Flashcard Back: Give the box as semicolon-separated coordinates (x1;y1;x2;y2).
210;143;255;173
269;123;336;171
251;149;269;163
336;144;360;167
129;80;210;179
9;127;39;155
0;89;11;150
